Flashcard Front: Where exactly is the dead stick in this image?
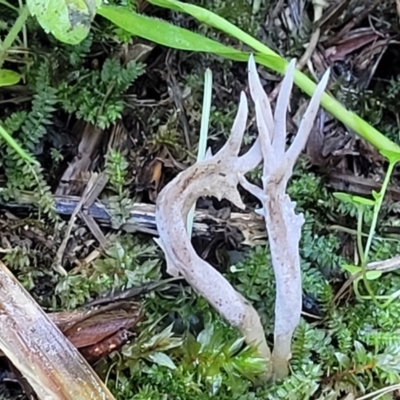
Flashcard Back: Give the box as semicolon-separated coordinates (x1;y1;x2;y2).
1;192;267;244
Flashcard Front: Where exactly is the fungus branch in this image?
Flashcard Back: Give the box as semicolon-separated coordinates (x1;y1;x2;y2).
240;56;329;379
155;93;271;365
155;55;329;379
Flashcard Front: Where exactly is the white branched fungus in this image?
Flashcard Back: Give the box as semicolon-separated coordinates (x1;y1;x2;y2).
155;55;329;379
240;55;330;379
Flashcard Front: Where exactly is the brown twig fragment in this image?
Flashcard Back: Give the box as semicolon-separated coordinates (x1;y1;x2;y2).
0;260;116;400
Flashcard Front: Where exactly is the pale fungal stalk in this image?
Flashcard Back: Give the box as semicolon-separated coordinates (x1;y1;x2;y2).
155;92;271;367
240;55;330;379
155;55;329;379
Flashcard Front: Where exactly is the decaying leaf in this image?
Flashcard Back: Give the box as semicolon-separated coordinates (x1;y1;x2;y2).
50;301;143;363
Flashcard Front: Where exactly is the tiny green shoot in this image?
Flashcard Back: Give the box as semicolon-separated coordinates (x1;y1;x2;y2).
187;68;212;237
334;150;400;307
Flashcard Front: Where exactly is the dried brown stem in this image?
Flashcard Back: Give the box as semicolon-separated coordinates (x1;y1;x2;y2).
0;260;116;400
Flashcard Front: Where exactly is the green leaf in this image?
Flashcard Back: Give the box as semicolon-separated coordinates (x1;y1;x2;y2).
380;149;400;164
342;264;362;275
97;6;248;61
27;0;99;44
333;192;375;207
148;352;177;370
354;341;367;361
352;195;375;207
147;0;278;58
365;271;382;280
0;69;20;87
255;54;287;74
147;0;400;156
333;192;354;204
228;337;245;355
197;324;214;349
341;264;382;280
335;352;350;369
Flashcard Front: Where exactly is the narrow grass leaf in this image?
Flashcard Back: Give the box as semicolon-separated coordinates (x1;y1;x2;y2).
0;125;36;164
148;0;279;57
147;0;399;154
98;6;248;61
187;68;212;237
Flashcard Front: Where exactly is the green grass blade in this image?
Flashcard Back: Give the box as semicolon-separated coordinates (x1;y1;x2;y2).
148;0;278;57
288;66;398;153
0;5;29;69
147;0;400;154
187;68;212;237
0;125;36;164
98;6;248;61
0;0;19;12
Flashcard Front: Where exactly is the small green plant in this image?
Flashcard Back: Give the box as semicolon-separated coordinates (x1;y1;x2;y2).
58;58;145;129
0;61;57;217
228;246;275;331
104;148;138;228
55;234;162;309
109;316;266;399
92;235;162;289
226;241;400;398
334;149;400;307
0;4;28;87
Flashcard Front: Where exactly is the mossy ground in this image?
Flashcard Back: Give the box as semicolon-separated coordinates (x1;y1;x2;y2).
1;1;400;399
